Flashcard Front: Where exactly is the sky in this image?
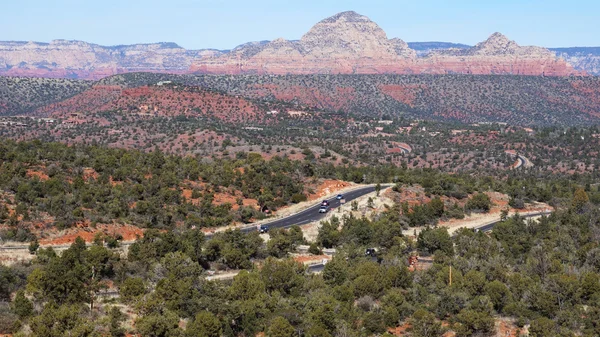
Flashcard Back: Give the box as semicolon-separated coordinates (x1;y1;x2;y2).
2;0;599;50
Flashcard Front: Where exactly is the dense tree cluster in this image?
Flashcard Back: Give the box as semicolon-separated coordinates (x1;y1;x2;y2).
1;139;599;243
0;77;91;116
0;139;599;336
1;199;599;336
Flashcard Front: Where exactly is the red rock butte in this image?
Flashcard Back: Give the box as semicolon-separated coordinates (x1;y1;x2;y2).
0;11;582;79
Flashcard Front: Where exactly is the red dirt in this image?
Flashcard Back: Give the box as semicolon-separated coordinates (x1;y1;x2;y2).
249;84;356;112
39;223;144;245
379;84;425;107
307;180;352;201
83;167;99;181
182;185;258;211
39;85;265;123
26;169;49;181
497;319;520;337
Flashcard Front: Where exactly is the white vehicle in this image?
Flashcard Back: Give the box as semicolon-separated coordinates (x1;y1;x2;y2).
319;206;329;213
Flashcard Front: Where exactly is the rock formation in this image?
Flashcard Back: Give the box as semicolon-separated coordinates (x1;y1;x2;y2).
0;40;222;79
417;33;576;76
0;11;583;79
551;47;600;76
190;14;579;76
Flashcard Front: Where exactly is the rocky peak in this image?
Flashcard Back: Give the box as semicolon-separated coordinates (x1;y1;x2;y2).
469;32;518;54
487;32;511;44
389;38;417;58
300;11;411;59
318;10;371;23
465;32;552;57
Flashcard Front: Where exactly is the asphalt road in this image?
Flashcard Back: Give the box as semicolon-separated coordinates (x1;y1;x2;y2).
238;185;378;234
0;185;380;249
474;211;552;233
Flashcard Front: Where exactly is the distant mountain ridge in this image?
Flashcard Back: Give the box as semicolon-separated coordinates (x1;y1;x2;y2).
0;11;592;79
0;39;224;79
406;43;600;76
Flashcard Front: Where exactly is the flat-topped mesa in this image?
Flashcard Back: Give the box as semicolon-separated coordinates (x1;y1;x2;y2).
0;39;215;79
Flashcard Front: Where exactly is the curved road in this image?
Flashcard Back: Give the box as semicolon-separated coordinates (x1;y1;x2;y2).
473;210;552;233
0;185;381;250
236;185;378;234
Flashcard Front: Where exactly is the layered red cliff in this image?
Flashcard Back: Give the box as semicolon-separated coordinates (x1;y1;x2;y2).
0;12;582;79
189;13;580;76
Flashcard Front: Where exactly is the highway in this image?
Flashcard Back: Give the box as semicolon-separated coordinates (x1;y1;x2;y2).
473;210;552;233
0;185;380;251
235;185;378;234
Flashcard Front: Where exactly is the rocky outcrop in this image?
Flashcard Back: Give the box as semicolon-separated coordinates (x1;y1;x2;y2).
191;11;417;75
551;47;600;76
0;40;222;79
416;33;576;76
0;11;583;78
190;13;579;76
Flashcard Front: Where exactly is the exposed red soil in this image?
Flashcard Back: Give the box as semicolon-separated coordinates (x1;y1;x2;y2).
497;319;520;337
379;84;425;107
39;222;144;245
307;179;352;201
26;169;49;181
249;84;356;111
37;85;265;123
83;167;99;181
181;183;258;211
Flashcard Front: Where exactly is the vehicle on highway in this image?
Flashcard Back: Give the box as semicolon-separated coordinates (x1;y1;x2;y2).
259;225;269;233
319;205;329;213
321;200;330;206
336;194;344;200
365;248;379;257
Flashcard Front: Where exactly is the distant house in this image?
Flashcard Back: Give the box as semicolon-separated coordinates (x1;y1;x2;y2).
377;120;393;125
287;111;307;117
0;121;27;127
156;81;172;86
267;110;279;115
523;127;535;135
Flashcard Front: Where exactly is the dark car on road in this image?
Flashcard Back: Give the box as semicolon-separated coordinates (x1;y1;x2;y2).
321;200;330;206
365;248;379;257
259;225;269;233
336;194;344;200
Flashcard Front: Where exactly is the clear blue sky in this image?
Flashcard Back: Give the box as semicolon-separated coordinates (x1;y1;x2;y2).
3;0;599;49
